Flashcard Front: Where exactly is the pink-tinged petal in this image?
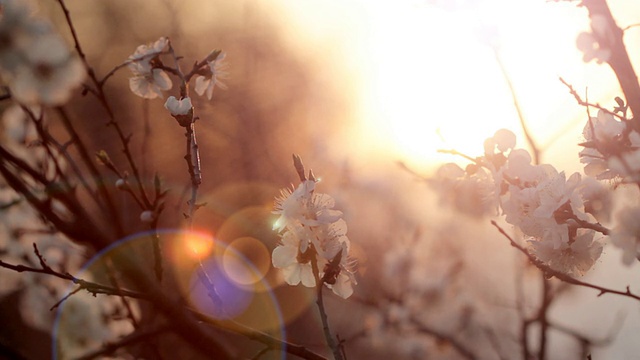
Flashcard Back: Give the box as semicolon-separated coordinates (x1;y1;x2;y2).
195;76;210;97
205;80;215;100
152;37;169;52
300;265;316;287
493;129;516;152
152;69;172;91
272;245;297;268
129;77;157;99
330;273;353;299
282;264;302;285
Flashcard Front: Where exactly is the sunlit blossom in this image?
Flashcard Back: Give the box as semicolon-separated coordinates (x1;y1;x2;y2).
195;52;228;100
576;15;613;64
321;237;358;299
578;110;640;179
128;64;172;99
529;229;603;277
272;169;356;298
129;37;169;62
272;227;316;287
272;180;342;232
484;128;516;155
127;37;172;99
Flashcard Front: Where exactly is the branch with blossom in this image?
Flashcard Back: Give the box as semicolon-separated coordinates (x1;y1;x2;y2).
270;155;357;359
3;0;640;358
491;221;640;302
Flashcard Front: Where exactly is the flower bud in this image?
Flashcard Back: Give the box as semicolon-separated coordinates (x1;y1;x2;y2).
140;210;155;223
115;178;127;190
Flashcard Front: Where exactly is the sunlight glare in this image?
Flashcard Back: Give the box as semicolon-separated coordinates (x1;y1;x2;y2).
351;0;590;168
184;232;215;260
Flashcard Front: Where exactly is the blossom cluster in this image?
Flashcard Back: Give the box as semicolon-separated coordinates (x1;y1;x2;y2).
0;0;85;105
272;169;356;299
579;109;640;182
127;37;227;102
431;129;609;277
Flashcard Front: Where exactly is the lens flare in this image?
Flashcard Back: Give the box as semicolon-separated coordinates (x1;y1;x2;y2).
189;258;253;319
53;230;286;359
222;236;271;286
183;231;215;259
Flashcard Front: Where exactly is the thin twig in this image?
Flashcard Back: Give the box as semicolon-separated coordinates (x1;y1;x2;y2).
75;324;172;360
106;258;139;328
559;77;627;122
491;221;640;301
56;106;124;239
352;295;477;360
50;287;81;311
493;50;540;164
310;244;344;360
56;0;152;210
0;250;328;360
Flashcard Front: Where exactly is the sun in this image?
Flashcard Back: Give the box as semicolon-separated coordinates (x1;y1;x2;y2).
271;0;607;171
348;0;594;169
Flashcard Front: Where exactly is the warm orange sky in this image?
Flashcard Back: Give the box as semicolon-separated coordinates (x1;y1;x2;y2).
270;0;640;173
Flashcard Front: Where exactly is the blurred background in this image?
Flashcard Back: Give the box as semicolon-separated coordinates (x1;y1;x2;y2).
3;0;640;358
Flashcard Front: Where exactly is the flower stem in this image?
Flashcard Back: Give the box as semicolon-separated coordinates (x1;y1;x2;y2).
310;246;344;360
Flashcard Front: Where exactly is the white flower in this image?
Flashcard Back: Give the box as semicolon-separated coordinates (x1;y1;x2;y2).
129;37;169;62
5;34;85;105
329;269;356;299
579;177;613;223
610;206;640;265
576;15;613;64
322;240;357;299
127;37;172;99
577;32;610;64
579;110;640;179
272;171;356;298
502;185;546;238
503;149;556;186
272;180;315;232
164;96;192;116
128;64;172;99
502;157;586;248
484;128;516;155
529;229;602;277
534;172;583;220
272;227;316;287
195;52;227;100
272;180;342;232
580;147;610;179
583;110;625;143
